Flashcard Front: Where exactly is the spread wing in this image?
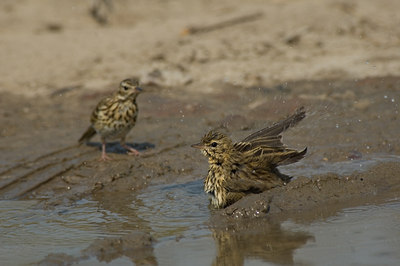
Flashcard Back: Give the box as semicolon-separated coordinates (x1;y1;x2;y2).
234;107;306;154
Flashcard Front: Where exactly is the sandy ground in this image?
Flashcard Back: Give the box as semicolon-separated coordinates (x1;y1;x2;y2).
1;0;400;264
1;0;400;97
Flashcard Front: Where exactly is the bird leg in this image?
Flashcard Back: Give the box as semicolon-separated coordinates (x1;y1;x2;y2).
99;140;112;161
120;139;140;156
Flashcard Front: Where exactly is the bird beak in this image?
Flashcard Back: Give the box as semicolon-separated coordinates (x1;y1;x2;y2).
136;87;143;92
191;143;204;149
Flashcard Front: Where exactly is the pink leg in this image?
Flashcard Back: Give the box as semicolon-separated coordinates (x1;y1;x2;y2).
99;141;112;161
122;144;140;156
121;138;140;156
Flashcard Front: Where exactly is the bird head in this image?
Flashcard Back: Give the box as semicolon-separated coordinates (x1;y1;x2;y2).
191;130;234;163
118;78;142;100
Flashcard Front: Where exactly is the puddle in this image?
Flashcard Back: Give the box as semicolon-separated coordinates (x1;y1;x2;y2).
1;179;400;265
133;180;215;265
285;200;400;266
132;180;210;239
0;199;122;265
0;180;212;265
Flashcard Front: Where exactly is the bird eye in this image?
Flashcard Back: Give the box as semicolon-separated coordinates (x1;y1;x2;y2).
123;86;129;91
211;142;218;147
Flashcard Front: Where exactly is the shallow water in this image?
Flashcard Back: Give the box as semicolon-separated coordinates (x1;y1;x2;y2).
286;200;400;266
0;199;113;265
1;179;400;265
132;180;210;239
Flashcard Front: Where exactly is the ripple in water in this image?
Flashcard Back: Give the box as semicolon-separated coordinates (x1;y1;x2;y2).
132;180;211;239
0;199;122;265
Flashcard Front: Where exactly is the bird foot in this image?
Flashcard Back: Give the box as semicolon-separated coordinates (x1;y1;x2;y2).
99;153;112;161
128;151;140;156
123;145;140;156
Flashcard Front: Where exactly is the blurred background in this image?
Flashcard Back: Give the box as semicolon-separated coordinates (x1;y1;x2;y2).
1;0;399;96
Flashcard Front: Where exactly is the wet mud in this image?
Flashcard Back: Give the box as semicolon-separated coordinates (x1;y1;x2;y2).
1;76;400;264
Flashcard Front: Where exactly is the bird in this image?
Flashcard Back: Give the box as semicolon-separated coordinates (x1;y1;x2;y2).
79;78;142;161
191;107;307;208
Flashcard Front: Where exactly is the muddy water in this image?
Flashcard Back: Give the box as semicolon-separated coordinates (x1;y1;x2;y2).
0;200;109;264
289;200;400;265
132;180;209;239
1;76;400;265
1;180;399;265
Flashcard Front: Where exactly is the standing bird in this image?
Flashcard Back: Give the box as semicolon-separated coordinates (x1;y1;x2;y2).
191;107;307;208
79;78;142;161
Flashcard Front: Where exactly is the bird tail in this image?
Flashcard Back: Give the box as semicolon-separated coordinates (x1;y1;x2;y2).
271;147;307;183
273;147;307;166
78;126;96;144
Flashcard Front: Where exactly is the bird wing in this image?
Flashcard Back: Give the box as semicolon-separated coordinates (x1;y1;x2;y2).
234;107;305;153
90;95;117;123
79;96;116;143
250;148;307;166
234;135;285;153
242;107;305;141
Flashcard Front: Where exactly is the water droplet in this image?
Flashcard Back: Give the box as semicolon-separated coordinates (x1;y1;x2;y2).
384;95;388;99
391;98;395;102
335;124;339;128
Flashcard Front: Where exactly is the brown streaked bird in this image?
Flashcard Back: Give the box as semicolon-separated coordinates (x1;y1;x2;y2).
79;78;142;161
192;107;307;208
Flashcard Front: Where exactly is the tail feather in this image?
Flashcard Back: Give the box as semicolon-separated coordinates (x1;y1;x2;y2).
78;126;97;144
274;147;307;166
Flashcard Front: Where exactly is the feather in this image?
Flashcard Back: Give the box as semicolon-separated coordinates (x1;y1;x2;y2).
78;126;97;144
241;107;305;142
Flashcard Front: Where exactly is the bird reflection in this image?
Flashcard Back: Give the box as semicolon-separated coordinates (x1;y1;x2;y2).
209;216;313;265
89;190;157;265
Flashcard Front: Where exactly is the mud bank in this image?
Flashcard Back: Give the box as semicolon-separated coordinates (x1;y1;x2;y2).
220;161;400;220
2;76;399;206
